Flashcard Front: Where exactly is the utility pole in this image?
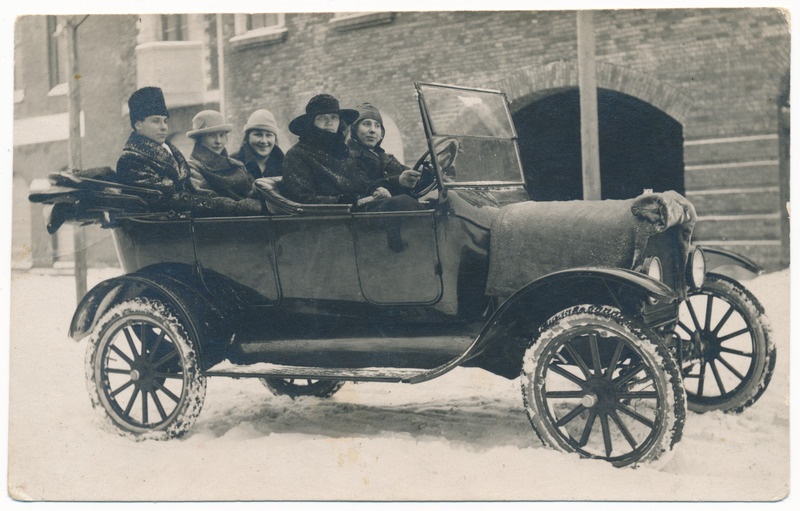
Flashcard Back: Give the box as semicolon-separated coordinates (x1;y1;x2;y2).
64;16;89;301
577;10;602;200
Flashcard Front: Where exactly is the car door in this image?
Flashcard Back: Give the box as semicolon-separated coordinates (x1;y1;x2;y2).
351;208;443;305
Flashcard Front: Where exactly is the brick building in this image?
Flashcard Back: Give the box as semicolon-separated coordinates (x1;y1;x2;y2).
12;9;790;269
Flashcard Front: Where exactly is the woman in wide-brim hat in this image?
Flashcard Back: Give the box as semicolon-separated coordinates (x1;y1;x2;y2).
231;109;285;180
186;110;260;211
280;94;370;205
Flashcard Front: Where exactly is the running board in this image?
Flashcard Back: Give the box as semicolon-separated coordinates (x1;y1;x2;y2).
204;361;429;383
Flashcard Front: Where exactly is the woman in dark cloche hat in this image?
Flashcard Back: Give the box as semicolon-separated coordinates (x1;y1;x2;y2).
280;94;370;205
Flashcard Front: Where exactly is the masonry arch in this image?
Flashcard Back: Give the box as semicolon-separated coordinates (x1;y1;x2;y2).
513;87;684;201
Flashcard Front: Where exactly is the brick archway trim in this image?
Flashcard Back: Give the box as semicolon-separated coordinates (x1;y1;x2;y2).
494;60;692;125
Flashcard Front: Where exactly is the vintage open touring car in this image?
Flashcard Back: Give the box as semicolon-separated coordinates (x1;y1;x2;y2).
29;82;775;468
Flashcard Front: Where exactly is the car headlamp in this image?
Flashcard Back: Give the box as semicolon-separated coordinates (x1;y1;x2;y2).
686;247;706;289
642;256;663;282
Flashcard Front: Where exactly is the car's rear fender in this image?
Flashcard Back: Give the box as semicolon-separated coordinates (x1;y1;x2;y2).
462;267;678;379
69;263;234;368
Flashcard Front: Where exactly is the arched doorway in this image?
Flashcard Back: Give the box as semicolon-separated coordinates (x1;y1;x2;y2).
514;88;684;201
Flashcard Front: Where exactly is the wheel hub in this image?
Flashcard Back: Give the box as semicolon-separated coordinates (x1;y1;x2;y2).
582;378;617;411
581;393;598;408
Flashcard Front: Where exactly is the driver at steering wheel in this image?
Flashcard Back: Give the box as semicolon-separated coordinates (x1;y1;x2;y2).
346;103;421;206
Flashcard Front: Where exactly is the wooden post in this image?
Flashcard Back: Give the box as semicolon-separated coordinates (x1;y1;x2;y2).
65;17;88;300
577;10;601;200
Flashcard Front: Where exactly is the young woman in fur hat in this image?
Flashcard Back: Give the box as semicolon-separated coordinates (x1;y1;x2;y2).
280;94;372;205
231;109;285;180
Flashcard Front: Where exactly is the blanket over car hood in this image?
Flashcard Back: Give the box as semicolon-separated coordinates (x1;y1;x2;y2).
485;191;696;297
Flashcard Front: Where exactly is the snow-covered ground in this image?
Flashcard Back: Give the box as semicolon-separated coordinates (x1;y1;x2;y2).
4;267;792;505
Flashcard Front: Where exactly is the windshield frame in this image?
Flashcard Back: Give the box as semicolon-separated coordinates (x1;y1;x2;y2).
415;82;526;189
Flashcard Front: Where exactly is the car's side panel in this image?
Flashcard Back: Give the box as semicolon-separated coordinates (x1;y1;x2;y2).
113;218;195;274
351;210;442;305
192;216;279;303
271;214;363;301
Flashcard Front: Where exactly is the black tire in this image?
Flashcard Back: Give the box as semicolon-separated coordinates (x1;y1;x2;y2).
260;378;345;399
520;305;686;468
85;298;206;439
677;273;776;414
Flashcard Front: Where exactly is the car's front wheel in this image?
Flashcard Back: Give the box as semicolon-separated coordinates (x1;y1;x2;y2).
85;298;206;439
260;378;345;399
677;273;776;414
520;304;686;468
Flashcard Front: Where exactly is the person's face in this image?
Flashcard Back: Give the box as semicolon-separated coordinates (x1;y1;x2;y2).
199;131;228;154
247;129;277;158
356;119;382;148
134;115;169;144
314;113;340;133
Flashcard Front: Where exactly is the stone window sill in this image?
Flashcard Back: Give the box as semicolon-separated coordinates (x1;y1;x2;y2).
230;26;288;50
329;12;395;32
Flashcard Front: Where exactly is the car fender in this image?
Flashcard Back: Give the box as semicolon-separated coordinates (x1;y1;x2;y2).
697;245;763;280
69;264;235;368
460;267;678;379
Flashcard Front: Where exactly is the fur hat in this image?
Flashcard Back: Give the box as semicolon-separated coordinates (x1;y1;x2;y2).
288;94;358;136
186;110;233;138
128;86;168;128
243;109;279;135
350;102;385;141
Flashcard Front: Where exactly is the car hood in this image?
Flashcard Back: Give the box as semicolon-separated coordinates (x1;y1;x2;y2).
485;191;697;296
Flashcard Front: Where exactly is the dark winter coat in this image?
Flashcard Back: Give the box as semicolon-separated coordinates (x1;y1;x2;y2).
281;127;371;204
231;142;285;180
346;138;411;196
188;143;256;201
115;131;261;216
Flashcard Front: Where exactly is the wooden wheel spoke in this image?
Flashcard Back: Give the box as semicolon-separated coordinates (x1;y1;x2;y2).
555;403;587;428
122;326;141;359
676;321;694;335
589;333;603;375
141;390;149;424
109;378;135;398
105;367;132;375
617;402;655;429
717;327;750;343
710;360;727;394
545;390;585;399
617;390;658;400
148;390;168;421
613;361;647;388
716;355;746;382
146;330;167;363
577;408;597;447
704;294;714;330
609;409;638;450
697;360;707;396
154;380;181;404
686;300;703;332
719;346;754;358
154;349;179;369
605;339;625;381
548;362;587;387
123;388;140;416
564;344;592;379
711;304;736;335
600;413;613;457
109;344;134;366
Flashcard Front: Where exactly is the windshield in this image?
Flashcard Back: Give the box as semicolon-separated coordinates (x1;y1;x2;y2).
416;83;525;185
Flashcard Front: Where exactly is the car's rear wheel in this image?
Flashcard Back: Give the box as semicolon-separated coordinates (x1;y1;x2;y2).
520;304;686;468
260;378;345;399
677;273;775;413
85;298;206;439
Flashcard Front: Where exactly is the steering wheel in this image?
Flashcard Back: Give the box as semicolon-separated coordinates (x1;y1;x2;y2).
409;138;460;198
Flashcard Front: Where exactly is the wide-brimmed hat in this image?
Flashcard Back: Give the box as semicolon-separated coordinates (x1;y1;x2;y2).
186;110;233;138
288;94;358;136
128;86;168;128
243;109;279;135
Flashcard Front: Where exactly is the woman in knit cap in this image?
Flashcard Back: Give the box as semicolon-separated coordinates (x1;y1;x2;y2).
185;109;263;213
347;102;421;197
280;94;372;205
231;109;285;180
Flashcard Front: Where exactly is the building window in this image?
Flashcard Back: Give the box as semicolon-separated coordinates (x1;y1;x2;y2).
161;14;189;41
230;13;288;49
247;13;283;31
46;15;67;91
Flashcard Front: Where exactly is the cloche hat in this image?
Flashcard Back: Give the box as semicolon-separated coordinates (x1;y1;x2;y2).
128;86;168;128
186;110;233;138
350;102;385;140
288;94;358;136
243;109;280;135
